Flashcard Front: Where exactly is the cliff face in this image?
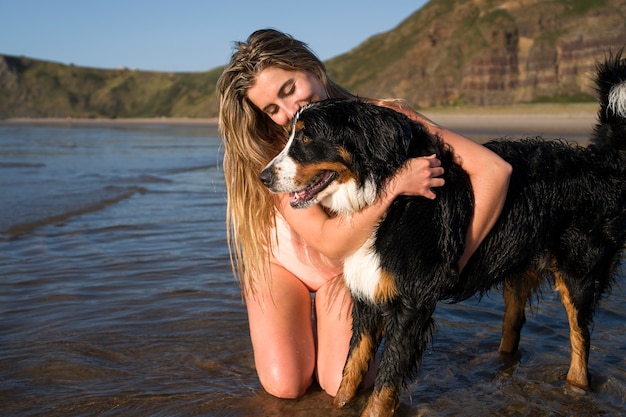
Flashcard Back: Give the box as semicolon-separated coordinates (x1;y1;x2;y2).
327;0;626;107
1;0;625;118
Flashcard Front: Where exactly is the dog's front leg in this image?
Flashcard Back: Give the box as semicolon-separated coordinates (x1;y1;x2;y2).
360;302;437;417
334;298;382;408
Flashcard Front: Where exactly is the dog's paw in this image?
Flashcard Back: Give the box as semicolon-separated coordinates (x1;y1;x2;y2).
359;387;399;417
332;390;353;409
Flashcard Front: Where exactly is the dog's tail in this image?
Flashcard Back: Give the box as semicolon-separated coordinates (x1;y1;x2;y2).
592;49;626;151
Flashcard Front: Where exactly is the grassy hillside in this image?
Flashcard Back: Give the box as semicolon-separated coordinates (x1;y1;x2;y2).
0;55;221;119
2;0;624;118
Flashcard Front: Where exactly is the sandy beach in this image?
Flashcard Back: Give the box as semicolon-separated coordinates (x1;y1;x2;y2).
1;103;598;139
429;112;595;132
425;111;597;140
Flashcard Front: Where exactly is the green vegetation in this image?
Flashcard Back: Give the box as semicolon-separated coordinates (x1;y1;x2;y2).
1;0;622;118
565;0;607;15
0;55;221;119
532;92;596;104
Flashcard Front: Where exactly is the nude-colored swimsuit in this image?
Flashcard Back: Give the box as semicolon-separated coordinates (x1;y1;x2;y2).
269;211;343;291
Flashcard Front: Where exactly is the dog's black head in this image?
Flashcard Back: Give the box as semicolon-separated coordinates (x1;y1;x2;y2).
259;98;437;215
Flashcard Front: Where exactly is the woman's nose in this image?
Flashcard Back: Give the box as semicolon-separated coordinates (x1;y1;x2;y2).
274;102;301;126
285;100;301;118
272;110;290;127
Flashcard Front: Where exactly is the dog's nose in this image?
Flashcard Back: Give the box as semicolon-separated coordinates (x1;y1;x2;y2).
258;167;274;187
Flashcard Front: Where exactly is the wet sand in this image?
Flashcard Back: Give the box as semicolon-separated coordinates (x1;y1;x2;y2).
425;110;596;143
429;111;595;133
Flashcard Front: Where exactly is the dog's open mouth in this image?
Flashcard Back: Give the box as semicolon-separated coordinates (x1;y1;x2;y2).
289;171;336;208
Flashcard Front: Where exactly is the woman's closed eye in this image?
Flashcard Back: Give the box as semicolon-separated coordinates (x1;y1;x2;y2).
279;80;295;98
262;81;295;116
265;104;279;116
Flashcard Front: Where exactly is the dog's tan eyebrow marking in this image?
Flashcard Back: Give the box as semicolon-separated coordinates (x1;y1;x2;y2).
295;120;305;132
338;147;352;163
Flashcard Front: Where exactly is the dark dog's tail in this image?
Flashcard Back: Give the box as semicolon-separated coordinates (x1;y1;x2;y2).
592;49;626;151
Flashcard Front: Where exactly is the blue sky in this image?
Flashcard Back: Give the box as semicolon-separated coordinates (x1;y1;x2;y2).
1;0;429;72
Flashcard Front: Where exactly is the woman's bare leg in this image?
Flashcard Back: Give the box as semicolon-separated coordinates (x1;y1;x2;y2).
245;263;315;398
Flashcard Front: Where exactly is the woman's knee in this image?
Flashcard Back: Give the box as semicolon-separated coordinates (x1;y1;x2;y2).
258;367;313;399
316;369;343;397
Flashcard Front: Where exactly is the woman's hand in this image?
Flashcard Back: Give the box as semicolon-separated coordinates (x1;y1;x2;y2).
386;154;445;200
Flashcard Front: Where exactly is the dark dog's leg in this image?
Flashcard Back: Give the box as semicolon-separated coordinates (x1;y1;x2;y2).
555;273;591;390
334;298;382;408
360;303;436;417
498;272;537;354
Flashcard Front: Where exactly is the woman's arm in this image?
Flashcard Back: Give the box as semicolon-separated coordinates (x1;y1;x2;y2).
370;99;512;269
276;155;445;262
410;111;512;269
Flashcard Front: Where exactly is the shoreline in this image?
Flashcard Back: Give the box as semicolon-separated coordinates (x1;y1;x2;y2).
0;116;220;128
424;112;596;136
1;104;598;139
424;102;597;136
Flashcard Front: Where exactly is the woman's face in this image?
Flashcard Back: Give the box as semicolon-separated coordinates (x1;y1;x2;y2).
247;67;327;126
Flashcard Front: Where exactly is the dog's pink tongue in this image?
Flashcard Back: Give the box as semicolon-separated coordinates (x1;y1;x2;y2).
289;190;307;206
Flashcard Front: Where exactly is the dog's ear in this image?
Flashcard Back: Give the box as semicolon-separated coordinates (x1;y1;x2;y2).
406;121;441;158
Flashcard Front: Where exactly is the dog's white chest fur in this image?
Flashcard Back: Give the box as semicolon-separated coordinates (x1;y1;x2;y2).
343;235;382;302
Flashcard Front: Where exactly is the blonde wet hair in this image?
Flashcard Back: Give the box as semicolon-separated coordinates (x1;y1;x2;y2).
217;29;400;293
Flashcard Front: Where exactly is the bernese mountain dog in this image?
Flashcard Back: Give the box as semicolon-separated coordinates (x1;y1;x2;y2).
259;52;626;417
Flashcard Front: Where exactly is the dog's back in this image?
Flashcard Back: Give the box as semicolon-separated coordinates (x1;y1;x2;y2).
460;137;625;293
463;52;626;298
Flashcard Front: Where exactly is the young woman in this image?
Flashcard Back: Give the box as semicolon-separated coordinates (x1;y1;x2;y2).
217;29;511;399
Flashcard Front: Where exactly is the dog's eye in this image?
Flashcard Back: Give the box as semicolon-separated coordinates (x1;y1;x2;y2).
300;136;310;144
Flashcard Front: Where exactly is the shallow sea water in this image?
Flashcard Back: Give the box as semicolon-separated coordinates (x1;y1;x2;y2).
0;122;624;416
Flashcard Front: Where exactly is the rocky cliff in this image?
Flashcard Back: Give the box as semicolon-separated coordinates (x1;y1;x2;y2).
326;0;626;107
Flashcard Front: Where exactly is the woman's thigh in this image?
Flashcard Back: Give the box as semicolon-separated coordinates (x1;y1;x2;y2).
314;275;353;396
244;263;315;398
